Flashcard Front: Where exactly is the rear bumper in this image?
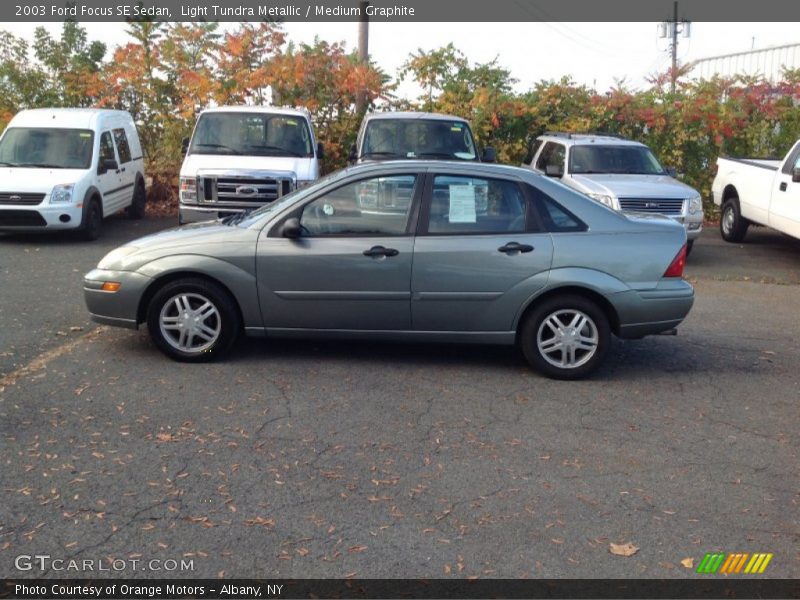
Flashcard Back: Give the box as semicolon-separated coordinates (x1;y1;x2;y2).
0;203;83;231
613;279;695;339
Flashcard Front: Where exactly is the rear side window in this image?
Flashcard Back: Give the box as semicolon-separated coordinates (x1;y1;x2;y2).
529;185;586;232
113;128;132;163
426;175;527;234
99;131;116;164
535;142;566;172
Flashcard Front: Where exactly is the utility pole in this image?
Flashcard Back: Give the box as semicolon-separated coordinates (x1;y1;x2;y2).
659;1;691;93
356;1;369;114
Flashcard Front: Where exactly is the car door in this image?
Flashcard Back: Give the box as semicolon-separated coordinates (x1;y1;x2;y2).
769;145;800;238
411;172;554;333
256;172;421;331
113;127;137;207
95;130;123;214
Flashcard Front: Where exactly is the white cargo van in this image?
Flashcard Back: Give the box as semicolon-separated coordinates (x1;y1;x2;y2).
178;106;322;224
0;108;146;240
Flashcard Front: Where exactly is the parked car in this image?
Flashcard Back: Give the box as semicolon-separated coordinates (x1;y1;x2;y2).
524;132;703;252
0;108;146;239
350;112;496;164
84;161;693;379
178;106;323;224
712;140;800;242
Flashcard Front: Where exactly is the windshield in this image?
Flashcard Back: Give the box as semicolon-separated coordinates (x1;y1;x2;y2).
360;118;477;161
569;145;666;175
189;112;314;158
0;128;94;169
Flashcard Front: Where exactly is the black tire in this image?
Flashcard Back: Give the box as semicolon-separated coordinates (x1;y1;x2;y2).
80;198;102;241
519;294;611;380
127;181;146;220
720;197;749;243
685;239;694;256
146;278;240;362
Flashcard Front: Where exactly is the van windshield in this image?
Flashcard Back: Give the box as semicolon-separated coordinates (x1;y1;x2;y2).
0;128;94;169
360;119;478;161
569;145;666;175
189;112;314;158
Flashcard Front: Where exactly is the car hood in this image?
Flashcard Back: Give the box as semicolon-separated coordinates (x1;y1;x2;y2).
181;153;317;181
0;167;89;193
98;220;259;271
570;174;698;198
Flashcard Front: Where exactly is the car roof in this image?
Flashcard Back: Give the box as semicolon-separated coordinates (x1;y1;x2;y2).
10;108;132;130
538;133;646;148
337;159;532;179
364;111;470;124
201;105;311;118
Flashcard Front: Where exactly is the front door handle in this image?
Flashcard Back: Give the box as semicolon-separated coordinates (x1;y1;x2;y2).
780;182;788;192
498;242;534;254
363;245;399;258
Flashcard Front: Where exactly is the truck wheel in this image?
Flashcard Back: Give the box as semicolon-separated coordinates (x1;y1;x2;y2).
127;181;146;220
80;199;102;241
720;197;749;243
146;277;240;362
519;294;610;380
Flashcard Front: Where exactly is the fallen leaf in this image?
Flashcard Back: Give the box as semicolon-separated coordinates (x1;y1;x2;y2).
681;557;694;569
609;542;639;557
348;545;367;553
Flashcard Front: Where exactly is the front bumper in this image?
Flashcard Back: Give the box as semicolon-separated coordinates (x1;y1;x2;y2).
84;268;153;330
613;279;695;339
0;203;83;232
619;210;703;241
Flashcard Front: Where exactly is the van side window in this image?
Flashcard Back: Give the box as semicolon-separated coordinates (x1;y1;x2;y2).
99;131;116;164
113;128;132;163
535;142;566;173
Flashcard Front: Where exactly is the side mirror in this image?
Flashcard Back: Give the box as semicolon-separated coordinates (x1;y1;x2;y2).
280;217;303;239
316;142;325;160
181;138;190;155
793;167;800;183
348;143;358;163
481;146;497;163
545;164;563;178
98;159;118;174
666;166;677;178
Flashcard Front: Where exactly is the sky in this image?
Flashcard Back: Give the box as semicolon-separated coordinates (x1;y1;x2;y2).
5;21;800;98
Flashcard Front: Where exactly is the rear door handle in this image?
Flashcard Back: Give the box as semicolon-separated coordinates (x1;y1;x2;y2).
363;245;399;257
498;242;534;254
780;182;788;192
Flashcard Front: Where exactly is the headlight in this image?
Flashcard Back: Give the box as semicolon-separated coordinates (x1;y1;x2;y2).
97;246;139;270
687;195;702;215
586;193;616;209
179;177;197;203
50;184;74;203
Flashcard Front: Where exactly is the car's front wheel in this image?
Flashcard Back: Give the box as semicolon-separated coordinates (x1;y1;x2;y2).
146;278;240;362
520;294;610;380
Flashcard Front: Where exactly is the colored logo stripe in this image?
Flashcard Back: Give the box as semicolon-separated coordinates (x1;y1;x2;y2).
697;552;773;574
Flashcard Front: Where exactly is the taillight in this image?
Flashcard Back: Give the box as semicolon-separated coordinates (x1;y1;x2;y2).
663;244;687;278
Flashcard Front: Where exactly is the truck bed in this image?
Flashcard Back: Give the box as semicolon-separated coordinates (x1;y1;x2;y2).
719;157;781;171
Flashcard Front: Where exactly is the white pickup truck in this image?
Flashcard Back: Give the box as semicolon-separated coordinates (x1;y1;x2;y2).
712;140;800;242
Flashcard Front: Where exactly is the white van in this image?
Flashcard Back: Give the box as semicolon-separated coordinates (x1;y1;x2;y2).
178;106;322;224
0;108;146;240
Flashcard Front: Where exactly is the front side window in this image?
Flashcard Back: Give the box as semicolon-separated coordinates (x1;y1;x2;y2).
189;112;313;157
113;128;132;163
361;119;477;161
535;142;566;173
0;128;94;169
427;175;527;234
299;175;417;236
569;145;666;175
98;131;116;164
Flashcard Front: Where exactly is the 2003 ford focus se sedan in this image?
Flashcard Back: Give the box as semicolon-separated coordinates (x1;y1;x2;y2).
84;161;693;379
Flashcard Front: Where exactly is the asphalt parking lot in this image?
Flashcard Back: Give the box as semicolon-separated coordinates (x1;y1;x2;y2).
1;217;798;579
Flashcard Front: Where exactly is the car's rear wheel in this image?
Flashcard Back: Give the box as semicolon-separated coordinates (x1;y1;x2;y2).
720;197;749;242
520;294;610;380
146;278;240;362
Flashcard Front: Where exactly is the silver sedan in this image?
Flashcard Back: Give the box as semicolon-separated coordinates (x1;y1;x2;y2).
84;161;693;379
